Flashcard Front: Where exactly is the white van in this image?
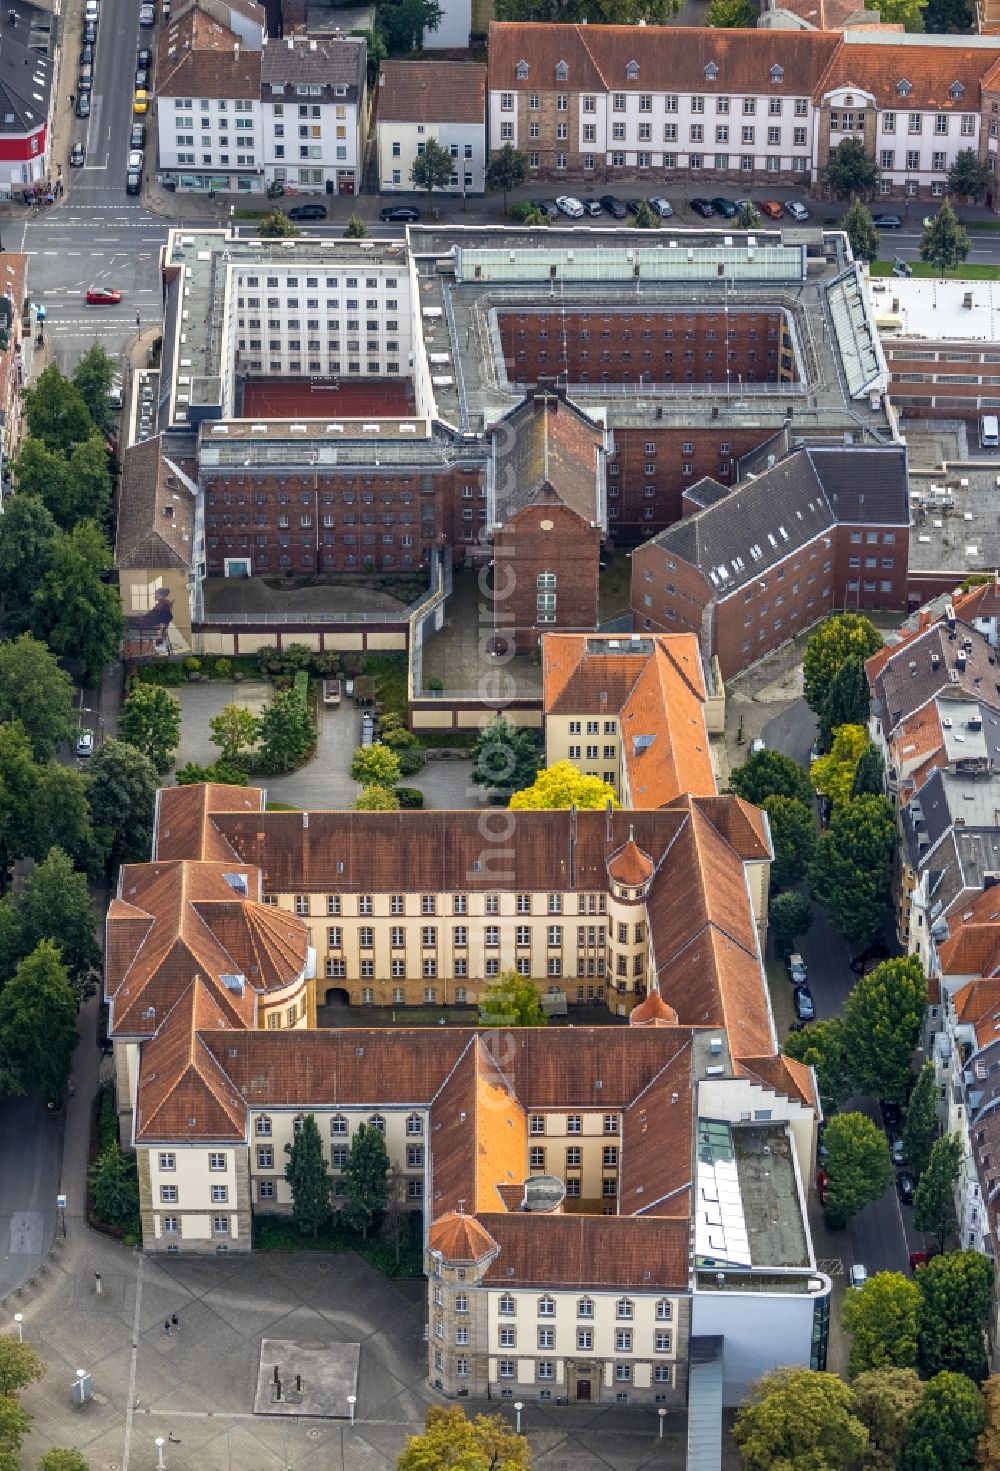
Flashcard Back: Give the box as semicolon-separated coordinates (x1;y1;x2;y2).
981;413;999;448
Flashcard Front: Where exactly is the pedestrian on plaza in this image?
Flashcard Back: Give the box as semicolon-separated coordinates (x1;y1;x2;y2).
170;1313;179;1331
163;1320;171;1336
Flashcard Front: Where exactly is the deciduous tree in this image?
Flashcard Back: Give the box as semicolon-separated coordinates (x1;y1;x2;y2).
851;742;885;799
495;0;681;21
480;968;546;1026
769;889;814;958
353;785;400;811
39;1452;92;1471
471;717;539;798
342;1121;389;1239
762;796;816;889
283;1114;331;1238
118;684;181;774
379;0;442;51
904;1062;940;1180
736;201;761;228
86;739;159;870
825;137;882;200
913;1132;963;1254
820;654;870;747
33;761;96;872
872;0;927;26
0;634;76;760
949;147;989;202
843;198;880;263
0;942;77;1103
398;1407;532;1471
19;847;101;1000
728;748;814;807
344;214;367;238
810;794;897;944
486;144;528;211
24;364;95;454
629;200;661;229
88;1141;140;1227
843;1271;921;1376
978;1373;1000;1469
925;0;971;27
902;1371;984;1471
784;1017;851;1114
33;521;122;685
823;1111;893;1229
72;341;118;435
917;1250;993;1383
175;760;248;787
259;212;300;237
804;613;882;715
811;724;870;808
921;197;969;275
733;1367;868;1471
851;1367;925;1471
381;1164;411;1267
351;741;402;789
0;1395;31;1454
0;1335;45;1396
410;137;454;203
509;760;618;810
209;702;260;764
706;0;755;22
0;722;41;885
841;956;927;1102
0;494;58;631
258;689;314;773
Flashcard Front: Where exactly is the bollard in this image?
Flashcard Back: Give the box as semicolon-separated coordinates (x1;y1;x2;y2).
275;1380;282;1401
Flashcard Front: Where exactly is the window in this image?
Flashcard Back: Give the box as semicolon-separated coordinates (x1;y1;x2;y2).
209;1153;226;1171
160;1185;178;1203
616;1330;632;1352
538;1328;555;1349
158;1152;176;1171
616;1298;634;1320
656;1330;673;1352
368;1114;386;1133
257;1144;275;1172
530;1114;545;1135
577;1297;594;1318
603;1146;618;1168
530;1146;546;1169
538;1295;555;1316
499;1294;515;1315
211;1185;229;1204
615;1364;631;1383
577;1328;593;1350
604;1115;619;1135
567;1114;581;1134
499;1327;516;1347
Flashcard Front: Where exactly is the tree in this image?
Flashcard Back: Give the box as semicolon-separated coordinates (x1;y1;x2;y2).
471;717;539;799
851;743;885;800
904;1062;940;1180
872;0;927;25
812;725;872;809
769;889;813;958
39;1453;92;1471
209;702;260;764
736;201;761;228
19;848;101;1000
707;0;756;21
804;614;882;715
88;1141;139;1227
353;785;401;811
72;341;118;435
15;438;113;533
925;0;971;27
258;689;314;773
118;684;181;774
0;1396;31;1454
920;197;969;275
410;138;455;205
902;1371;984;1471
0;941;77;1103
33;521;122;686
486;144;528;211
852;1368;925;1471
380;0;442;51
0;1336;44;1397
949;147;989;202
480;968;546;1026
843;1272;921;1377
826;137;881;201
24;364;94;454
728;748;814;807
810;794;897;944
841;956;927;1102
398;1407;532;1471
342;1121;389;1239
821;655;871;748
733;1367;868;1471
495;0;682;21
87;739;160;870
629;200;661;229
509;760;618;811
175;760;248;787
0;494;58;631
784;1018;852;1114
381;1164;410;1267
978;1374;1000;1469
823;1111;893;1229
843;198;880;264
0;722;41;884
259;212;300;238
917;1250;993;1382
351;741;402;789
762;796;816;889
914;1133;963;1254
344;214;367;238
0;634;76;760
283;1114;331;1238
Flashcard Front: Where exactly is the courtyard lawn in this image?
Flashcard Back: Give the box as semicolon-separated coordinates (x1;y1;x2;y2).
870;260;1000;280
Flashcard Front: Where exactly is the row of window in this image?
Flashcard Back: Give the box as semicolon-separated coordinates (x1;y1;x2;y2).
326;922;624;948
161;1215;230;1235
237;275;398;290
491;1327;671;1352
335;979;610;1003
295;892;600;917
500;91;808;116
328;956;584;980
256;1111;421;1137
160;1185;229;1203
158;1151;227;1170
498;1294;670;1319
524;152;810;173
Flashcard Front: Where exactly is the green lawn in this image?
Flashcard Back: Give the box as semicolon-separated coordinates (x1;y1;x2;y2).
870;260;1000;280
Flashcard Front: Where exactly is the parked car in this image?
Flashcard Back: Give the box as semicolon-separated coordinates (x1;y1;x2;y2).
83;18;97;40
872;213;903;230
893;259;913;278
138;3;155;23
787;952;808;986
76;731;94;758
583;199;603;216
535;200;560;220
135;66;149;90
600;195;627;219
816;1169;828;1205
133;89;148;115
128;148;144;170
880;1099;902;1131
556;195;584;218
711;196;737;217
130;121;146;148
909;1251;929;1274
76;94;90;118
69;141;85;167
785;200;810;221
79;41;94;65
87;286;122;304
648;196;673;217
760;199;784;219
288;203;327;221
136;46;151;66
690;197;715;217
793;984;816;1022
379;205;420;222
897;1170;916;1205
78;64;93;93
892;1136;907;1167
849;1264;868;1289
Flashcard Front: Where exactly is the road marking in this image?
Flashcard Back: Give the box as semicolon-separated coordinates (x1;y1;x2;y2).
122;1253;144;1471
817;1257;844;1276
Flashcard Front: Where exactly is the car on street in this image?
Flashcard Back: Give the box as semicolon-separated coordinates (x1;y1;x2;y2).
535;200;560;219
880;1099;902;1131
380;204;420;222
600;195;627;218
849;1264;868;1289
80;41;94;65
690;198;716;217
555;195;584;218
711;196;737;217
139;2;155;21
135;66;149;90
83;18;97;40
816;1168;828;1205
137;46;151;66
892;1136;907;1166
127;148;144;172
787;952;808;986
69;142;85;167
583;199;602;216
76;94;90;118
873;213;903;230
87;287;122;305
133;89;148;114
648;196;673;217
897;1170;916;1204
288;202;327;221
785;200;810;221
793;984;816;1022
76;731;94;758
131;121;146;148
760;199;784;219
78;64;93;93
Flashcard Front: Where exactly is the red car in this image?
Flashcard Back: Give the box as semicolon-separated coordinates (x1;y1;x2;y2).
87;287;122;305
816;1169;828;1205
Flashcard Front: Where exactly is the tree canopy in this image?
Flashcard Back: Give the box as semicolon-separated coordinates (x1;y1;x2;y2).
804;614;882;715
283;1114;331;1238
706;0;755;20
480;968;547;1026
825;137;882;200
903;1062;939;1180
398;1407;532;1471
72;342;118;435
118;684;181;774
24;364;95;454
18;846;101;1000
843;199;880;264
917;1250;993;1383
0;1336;45;1397
843;1271;921;1377
486;144;528;210
851;742;885;800
733;1367;869;1471
258;688;314;773
0;494;58;631
378;0;442;52
902;1371;984;1471
87;739;160;871
32;520;122;686
920;198;970;275
871;0;928;25
851;1367;925;1471
0;634;76;760
343;1120;389;1239
761;796;816;889
351;741;402;789
841;955;927;1102
949;147;989;202
784;1017;852;1115
820;655;870;748
471;718;539;799
353;785;401;811
768;890;814;959
209;702;260;763
913;1133;962;1254
509;760;618;811
823;1110;893;1229
810;794;897;944
811;724;870;808
39;1452;93;1471
728;748;814;808
494;0;681;20
0;941;77;1103
410;137;454;197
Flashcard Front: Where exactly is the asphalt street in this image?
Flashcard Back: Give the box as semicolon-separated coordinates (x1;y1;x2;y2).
0;1092;63;1301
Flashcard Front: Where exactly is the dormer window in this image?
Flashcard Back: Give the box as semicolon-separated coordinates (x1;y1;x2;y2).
626;59;639;79
555;59;568;81
897;79;912;97
770;64;784;83
950;80;965;100
516;59;528;80
704;62;718;81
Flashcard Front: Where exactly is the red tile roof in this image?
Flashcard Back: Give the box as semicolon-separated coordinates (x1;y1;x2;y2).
157;7;262;101
378;60;486;124
817;37;1000;112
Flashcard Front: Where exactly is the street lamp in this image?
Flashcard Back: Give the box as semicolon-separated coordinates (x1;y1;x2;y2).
658;1408;666;1439
347;1394;356;1426
514;1402;523;1435
155;1436;166;1470
13;1314;22;1342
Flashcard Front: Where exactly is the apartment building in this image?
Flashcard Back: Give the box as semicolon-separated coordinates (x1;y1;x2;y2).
0;5;54;199
631;444;909;681
541;632;721;806
377;61;487;196
871;276;1000;420
259;34;367;197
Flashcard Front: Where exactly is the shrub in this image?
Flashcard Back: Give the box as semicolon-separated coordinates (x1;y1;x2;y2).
184;656;201;674
397;747;426;776
395;787;424;809
293;669;309;705
311;652;340;676
213;658;232;679
257;647;282;678
283;643;313;671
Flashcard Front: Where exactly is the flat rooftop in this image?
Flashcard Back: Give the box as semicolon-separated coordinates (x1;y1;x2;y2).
870;275;1000;343
909;468;1000;576
733;1127;809;1271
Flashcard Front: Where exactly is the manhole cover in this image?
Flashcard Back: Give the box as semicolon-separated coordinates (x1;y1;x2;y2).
317;1262;330;1272
108;1462;121;1469
307;1429;321;1440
